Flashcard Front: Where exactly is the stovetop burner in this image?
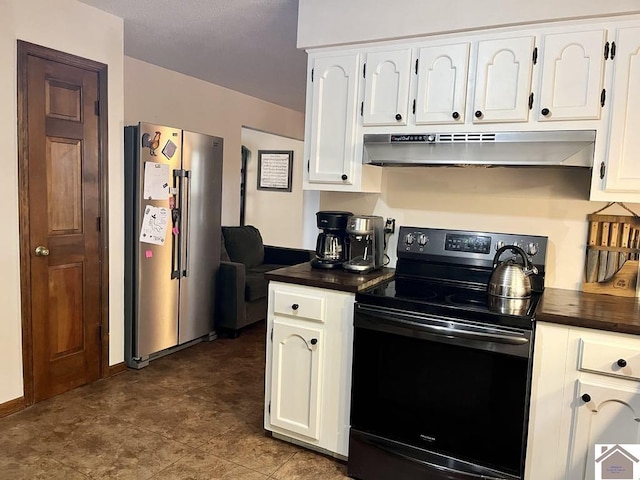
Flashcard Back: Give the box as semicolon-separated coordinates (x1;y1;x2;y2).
355;226;549;331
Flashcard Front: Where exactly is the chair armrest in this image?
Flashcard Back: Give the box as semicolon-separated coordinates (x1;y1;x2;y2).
264;245;314;266
216;260;247;329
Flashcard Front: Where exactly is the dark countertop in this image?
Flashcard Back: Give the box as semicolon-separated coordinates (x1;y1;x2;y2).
265;262;395;294
537;287;640;335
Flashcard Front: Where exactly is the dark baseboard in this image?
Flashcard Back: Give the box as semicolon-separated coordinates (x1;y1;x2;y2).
0;396;26;418
108;362;127;377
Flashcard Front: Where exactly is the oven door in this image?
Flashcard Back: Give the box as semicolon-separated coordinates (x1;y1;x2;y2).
348;304;534;480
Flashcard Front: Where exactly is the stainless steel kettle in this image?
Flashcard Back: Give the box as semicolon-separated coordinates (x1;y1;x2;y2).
487;245;538;298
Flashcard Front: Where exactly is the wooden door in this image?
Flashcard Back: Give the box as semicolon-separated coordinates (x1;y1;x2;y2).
362;49;412;126
18;42;108;403
269;319;323;440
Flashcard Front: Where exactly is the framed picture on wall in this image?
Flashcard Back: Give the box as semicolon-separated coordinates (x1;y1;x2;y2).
257;150;293;192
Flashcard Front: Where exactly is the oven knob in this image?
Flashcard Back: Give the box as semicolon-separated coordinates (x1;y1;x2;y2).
527;242;539;256
495;241;505;251
417;234;428;247
404;233;415;245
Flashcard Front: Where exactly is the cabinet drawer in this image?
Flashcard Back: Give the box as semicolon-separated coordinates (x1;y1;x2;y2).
579;338;640;381
272;290;326;322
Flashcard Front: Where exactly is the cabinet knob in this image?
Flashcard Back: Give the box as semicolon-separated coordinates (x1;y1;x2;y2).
474;110;483;119
291;303;299;311
581;393;591;403
617;358;628;368
452;111;460;120
341;174;348;181
310;338;318;345
395;113;402;121
541;108;550;116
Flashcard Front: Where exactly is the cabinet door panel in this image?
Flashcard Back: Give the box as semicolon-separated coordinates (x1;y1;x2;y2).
604;27;640;192
415;43;469;124
270;320;323;439
363;49;412;126
308;55;359;184
538;30;606;121
473;36;534;123
567;380;640;480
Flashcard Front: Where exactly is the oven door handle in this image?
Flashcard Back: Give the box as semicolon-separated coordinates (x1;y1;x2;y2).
356;306;530;346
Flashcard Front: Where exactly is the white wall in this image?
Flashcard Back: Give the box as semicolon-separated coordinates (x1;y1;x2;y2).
123;58;305;227
1;0;124;404
297;0;640;48
241;128;319;249
318;168;640;291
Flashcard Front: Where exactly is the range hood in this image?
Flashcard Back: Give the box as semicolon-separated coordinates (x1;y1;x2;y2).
363;130;596;167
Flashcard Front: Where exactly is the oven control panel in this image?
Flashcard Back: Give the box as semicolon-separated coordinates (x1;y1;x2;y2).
398;226;548;270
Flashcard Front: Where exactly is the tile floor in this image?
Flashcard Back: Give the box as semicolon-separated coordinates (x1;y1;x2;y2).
0;321;349;479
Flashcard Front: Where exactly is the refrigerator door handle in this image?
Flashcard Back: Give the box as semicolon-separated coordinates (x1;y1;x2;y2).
182;170;191;278
171;168;183;279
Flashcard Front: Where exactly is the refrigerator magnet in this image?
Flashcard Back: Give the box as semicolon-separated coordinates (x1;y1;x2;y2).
145;250;153;258
162;140;177;159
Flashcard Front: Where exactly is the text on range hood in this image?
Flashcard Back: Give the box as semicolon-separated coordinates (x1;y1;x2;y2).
363;130;596;167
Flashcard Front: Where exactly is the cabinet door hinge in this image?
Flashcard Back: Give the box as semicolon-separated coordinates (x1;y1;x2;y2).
307;160;310;173
600;161;606;180
363;63;366;78
270;328;273;341
268;401;271;414
604;42;610;60
94;100;100;116
611;41;617;60
311;68;314;82
96;216;102;231
415;58;419;74
532;47;538;65
528;92;534;110
601;88;606;107
412;99;416;115
360;101;364;116
98;325;103;343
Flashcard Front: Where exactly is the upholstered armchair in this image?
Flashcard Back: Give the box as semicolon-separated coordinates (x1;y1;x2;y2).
215;225;314;337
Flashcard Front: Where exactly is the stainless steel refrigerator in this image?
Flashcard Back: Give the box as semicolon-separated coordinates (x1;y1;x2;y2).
124;122;223;369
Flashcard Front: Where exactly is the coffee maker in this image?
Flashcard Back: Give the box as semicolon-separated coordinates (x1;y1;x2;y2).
311;211;353;269
343;215;385;273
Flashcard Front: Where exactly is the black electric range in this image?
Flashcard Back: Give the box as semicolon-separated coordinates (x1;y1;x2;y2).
356;226;548;330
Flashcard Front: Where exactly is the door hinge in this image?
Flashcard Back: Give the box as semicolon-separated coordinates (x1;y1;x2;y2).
360;101;364;116
611;41;617;60
532;47;538;65
311;68;314;82
96;217;102;231
363;63;366;78
98;325;103;343
412;99;416;115
600;161;606;180
94;100;100;116
528;92;534;110
601;88;606;107
604;41;610;60
415;58;419;74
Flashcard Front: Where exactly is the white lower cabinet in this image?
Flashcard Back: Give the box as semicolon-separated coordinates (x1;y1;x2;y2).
527;322;640;480
264;282;355;458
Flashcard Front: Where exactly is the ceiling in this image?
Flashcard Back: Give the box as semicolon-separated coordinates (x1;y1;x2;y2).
79;0;308;112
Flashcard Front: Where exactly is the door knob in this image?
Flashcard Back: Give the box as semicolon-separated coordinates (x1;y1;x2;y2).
35;246;50;257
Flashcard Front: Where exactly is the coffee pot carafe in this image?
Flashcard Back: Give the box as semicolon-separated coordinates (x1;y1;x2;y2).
311;211;353;269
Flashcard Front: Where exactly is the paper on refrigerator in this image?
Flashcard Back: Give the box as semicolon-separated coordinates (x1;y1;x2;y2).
143;162;170;200
139;206;169;245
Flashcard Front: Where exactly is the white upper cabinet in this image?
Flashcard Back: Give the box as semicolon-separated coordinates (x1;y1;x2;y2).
602;26;640;193
472;36;535;123
415;43;470;124
362;49;413;126
536;29;607;121
306;53;360;185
